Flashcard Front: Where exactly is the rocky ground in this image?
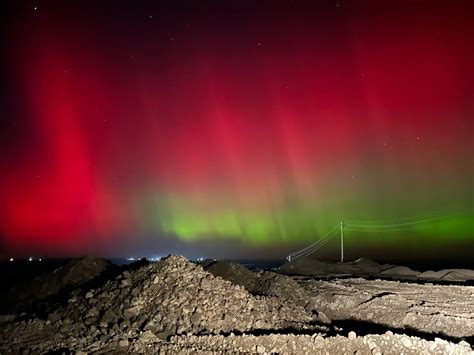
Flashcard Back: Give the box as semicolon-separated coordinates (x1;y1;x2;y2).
162;333;472;354
0;256;472;353
298;276;474;338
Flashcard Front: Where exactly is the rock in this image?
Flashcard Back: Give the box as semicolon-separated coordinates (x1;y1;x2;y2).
458;340;470;348
141;330;158;342
256;344;267;353
156;329;175;341
120;320;130;329
102;309;117;323
367;341;377;350
190;312;201;325
400;336;412;348
348;331;357;340
123;306;141;319
118;339;129;347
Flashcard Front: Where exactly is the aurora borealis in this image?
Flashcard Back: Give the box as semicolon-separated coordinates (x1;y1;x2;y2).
0;1;473;260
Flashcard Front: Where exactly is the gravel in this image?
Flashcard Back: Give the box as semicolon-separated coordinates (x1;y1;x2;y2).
0;255;472;353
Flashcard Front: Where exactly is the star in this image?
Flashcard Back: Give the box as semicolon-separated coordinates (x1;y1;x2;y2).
257;42;262;46
33;6;38;10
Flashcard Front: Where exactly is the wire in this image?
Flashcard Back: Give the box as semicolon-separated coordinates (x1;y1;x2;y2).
345;215;452;229
289;226;338;257
295;237;333;258
288;225;338;258
344;209;465;225
345;227;408;233
288;211;468;260
291;233;335;258
289;227;339;259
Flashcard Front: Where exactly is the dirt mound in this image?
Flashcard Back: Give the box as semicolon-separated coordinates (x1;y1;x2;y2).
278;257;330;276
4;257;111;311
279;257;389;276
414;269;474;281
380;266;420;276
441;270;473;281
204;260;259;292
417;270;446;279
204;261;329;323
350;258;388;273
0;256;316;353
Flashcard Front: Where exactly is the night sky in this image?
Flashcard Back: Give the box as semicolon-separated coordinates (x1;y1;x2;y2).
1;0;473;261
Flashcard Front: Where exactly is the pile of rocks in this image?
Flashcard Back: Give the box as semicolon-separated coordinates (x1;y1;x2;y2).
2;256;471;353
3;257;111;313
204;260;259;291
204;260;329;322
161;332;473;354
0;256;316;352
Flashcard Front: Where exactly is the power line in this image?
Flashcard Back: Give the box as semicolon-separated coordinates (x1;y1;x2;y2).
288;229;337;259
345;215;452;229
288;226;339;259
344;209;466;225
287;212;463;261
288;225;338;257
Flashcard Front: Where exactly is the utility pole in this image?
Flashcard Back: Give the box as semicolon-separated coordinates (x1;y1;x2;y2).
340;220;344;263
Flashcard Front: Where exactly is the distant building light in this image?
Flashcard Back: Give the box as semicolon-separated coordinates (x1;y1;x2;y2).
28;257;33;262
38;258;42;261
9;257;14;262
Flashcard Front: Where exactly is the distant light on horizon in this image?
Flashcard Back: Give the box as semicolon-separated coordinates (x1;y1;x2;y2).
28;257;33;262
9;257;14;262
